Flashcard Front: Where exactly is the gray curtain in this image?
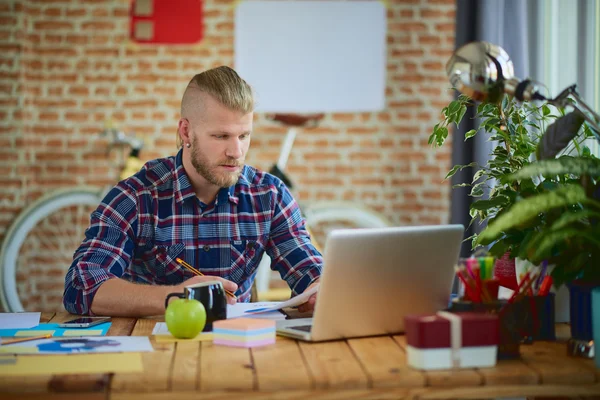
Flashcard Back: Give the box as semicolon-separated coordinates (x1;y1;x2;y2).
451;0;531;257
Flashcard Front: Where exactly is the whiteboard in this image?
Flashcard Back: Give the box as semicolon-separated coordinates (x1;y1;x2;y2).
234;0;387;113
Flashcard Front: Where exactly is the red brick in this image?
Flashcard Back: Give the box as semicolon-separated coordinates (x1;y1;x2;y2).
112;8;129;17
35;47;77;56
85;48;119;57
91;8;109;17
389;22;427;32
66;8;87;17
68;86;89;96
43;7;62;16
39;112;60;121
436;23;454;32
34;21;73;30
81;21;114;31
0;16;17;26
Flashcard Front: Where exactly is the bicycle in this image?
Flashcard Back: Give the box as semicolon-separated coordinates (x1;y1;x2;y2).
0;126;144;313
253;113;392;300
0;119;391;312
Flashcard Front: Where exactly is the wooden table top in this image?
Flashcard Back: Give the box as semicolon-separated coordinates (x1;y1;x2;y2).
1;311;600;400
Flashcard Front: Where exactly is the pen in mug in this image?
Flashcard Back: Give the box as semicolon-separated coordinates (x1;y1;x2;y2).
175;258;237;299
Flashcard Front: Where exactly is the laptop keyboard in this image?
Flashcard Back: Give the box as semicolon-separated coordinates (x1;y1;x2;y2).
289;325;312;332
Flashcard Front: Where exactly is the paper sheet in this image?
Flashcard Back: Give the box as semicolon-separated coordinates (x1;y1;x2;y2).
0;322;111;337
243;284;319;315
0;353;143;376
235;0;386;113
0;336;154;354
227;303;286;320
0;312;40;329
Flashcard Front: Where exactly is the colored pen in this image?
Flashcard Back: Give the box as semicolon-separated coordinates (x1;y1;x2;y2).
538;275;553;296
0;334;52;346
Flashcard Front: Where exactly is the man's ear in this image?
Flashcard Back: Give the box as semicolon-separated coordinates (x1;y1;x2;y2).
178;118;191;146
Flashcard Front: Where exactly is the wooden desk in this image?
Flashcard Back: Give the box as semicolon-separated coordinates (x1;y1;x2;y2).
1;312;600;400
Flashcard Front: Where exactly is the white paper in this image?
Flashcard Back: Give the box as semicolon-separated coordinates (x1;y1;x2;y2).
151;322;170;336
227;303;286;320
243;284;319;315
0;312;40;329
235;0;386;113
0;336;154;354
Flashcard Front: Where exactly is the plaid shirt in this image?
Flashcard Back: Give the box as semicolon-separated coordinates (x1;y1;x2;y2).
63;150;323;315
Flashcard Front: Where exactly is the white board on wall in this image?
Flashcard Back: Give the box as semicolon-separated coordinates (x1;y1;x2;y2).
234;0;387;113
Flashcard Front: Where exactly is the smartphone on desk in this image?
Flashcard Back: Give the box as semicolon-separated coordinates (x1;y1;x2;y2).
58;317;111;328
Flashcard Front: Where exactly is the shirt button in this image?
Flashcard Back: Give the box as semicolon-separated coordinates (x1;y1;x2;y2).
203;245;210;252
248;242;255;250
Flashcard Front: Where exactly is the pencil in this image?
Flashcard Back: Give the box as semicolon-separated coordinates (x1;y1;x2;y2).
1;334;52;346
175;258;237;299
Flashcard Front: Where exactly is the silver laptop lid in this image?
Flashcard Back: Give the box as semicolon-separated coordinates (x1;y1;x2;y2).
309;224;464;341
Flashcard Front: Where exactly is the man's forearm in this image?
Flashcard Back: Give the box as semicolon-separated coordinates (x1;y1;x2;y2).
90;278;173;317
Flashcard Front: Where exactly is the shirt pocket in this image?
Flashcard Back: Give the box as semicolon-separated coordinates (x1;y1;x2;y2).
137;242;186;284
229;239;265;282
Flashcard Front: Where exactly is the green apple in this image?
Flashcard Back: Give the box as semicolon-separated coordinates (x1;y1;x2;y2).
165;298;206;339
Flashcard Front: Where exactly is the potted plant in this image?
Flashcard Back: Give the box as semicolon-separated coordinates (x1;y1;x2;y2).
476;110;600;347
429;92;556;282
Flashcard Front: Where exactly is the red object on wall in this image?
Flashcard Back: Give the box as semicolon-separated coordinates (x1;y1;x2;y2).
130;0;203;44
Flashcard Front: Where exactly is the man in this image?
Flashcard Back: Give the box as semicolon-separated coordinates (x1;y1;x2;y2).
63;66;322;317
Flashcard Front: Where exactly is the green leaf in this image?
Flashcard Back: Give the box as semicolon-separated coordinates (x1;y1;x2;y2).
444;164;462;180
530;229;600;265
505;156;600;182
473;168;486;183
448;100;461;115
470;182;485;197
549;209;600;232
476;185;589;244
542;104;551;116
452;183;472;188
470;195;510;211
464;129;477;141
457;105;467;125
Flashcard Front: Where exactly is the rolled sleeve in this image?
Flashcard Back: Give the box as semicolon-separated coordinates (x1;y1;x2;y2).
267;182;323;296
63;184;138;315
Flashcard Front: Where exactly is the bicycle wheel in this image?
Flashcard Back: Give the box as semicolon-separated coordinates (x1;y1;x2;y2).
303;201;392;250
254;201;392;301
0;187;103;312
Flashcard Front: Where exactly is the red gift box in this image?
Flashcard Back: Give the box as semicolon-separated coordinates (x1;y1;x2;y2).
404;311;499;370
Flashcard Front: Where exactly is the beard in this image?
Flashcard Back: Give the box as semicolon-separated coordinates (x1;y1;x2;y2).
189;139;243;188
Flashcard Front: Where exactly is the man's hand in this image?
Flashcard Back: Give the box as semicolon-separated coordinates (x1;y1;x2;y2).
297;279;319;313
174;276;239;305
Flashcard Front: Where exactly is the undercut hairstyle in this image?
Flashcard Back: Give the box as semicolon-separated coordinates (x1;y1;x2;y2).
178;66;254;148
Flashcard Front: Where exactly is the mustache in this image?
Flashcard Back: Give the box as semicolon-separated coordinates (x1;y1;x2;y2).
219;160;243;167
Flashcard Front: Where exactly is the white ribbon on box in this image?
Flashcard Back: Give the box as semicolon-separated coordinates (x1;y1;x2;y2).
436;311;462;368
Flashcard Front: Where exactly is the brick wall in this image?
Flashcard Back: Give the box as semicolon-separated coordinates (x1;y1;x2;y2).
0;0;455;311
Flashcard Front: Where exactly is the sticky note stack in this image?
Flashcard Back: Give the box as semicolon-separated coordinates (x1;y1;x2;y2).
212;318;276;348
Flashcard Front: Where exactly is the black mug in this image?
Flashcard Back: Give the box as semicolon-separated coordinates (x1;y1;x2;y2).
165;280;228;332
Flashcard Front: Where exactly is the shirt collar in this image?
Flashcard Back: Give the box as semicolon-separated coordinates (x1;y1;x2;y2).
173;149;197;204
174;149;240;205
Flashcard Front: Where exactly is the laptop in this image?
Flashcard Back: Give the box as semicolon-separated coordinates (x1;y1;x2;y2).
276;224;464;341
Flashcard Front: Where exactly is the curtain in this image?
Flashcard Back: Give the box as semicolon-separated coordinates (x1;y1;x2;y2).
451;0;532;257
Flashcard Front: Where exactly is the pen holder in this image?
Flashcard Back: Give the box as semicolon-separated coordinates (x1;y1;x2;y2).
462;278;500;302
448;298;527;360
523;293;556;341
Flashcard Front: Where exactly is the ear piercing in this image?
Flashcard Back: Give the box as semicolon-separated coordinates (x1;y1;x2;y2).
186;143;191;148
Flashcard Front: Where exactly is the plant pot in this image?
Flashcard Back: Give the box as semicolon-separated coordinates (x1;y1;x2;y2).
514;258;570;323
567;280;600;359
592;287;600;367
568;280;599;341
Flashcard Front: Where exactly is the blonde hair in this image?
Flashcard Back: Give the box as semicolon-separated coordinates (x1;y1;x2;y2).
178;66;254;148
